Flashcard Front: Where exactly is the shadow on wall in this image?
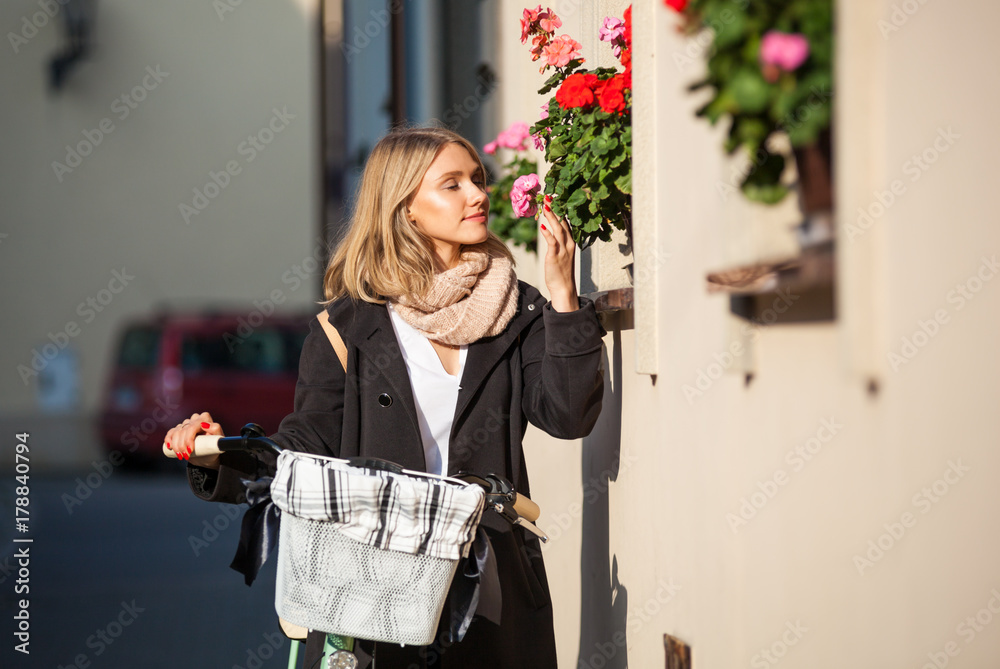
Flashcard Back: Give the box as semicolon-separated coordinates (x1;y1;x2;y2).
578;326;627;669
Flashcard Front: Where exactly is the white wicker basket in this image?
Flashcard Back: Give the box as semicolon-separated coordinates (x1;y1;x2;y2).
269;451;486;646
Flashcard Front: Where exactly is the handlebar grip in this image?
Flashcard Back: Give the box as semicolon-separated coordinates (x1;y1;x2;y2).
512;493;540;523
162;434;222;459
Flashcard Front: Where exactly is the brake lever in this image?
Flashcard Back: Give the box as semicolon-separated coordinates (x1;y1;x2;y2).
457;472;548;542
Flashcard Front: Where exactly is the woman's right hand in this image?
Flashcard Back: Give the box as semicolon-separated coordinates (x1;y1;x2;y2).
163;412;224;469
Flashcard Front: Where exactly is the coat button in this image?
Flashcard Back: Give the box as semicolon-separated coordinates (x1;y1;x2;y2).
527;303;535;311
378;393;392;407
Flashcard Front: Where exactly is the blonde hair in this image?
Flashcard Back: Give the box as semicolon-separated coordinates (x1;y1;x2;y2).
322;127;514;304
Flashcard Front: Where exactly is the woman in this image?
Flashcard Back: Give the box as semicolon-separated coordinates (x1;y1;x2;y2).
165;127;604;668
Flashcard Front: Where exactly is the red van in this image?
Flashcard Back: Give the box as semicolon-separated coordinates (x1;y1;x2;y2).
98;310;312;459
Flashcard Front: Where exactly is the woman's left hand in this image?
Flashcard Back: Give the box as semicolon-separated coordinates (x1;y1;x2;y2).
540;196;579;313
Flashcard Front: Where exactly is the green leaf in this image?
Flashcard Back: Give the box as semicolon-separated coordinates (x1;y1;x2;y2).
700;89;737;124
713;9;747;49
728;68;771;114
739;151;787;204
570;154;589;177
592;136;612;157
741;181;789;204
566;189;587;209
614;172;631;195
547;140;568;159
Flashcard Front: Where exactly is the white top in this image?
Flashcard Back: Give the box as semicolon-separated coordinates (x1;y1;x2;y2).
386;303;468;476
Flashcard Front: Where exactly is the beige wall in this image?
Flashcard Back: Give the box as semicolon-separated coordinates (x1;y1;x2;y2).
499;0;1000;667
0;1;320;461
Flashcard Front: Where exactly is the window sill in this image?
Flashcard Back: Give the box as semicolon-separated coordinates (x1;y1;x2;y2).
584;287;634;313
706;241;834;296
706;241;836;323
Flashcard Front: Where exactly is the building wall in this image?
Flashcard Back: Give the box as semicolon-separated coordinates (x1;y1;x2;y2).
0;1;320;464
497;0;1000;667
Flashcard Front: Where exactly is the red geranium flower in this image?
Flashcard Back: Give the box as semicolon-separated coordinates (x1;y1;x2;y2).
555;72;599;109
665;0;688;11
620;46;632;78
595;74;628;114
623;6;632;45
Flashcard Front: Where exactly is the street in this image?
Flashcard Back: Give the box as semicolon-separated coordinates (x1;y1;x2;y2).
0;467;290;668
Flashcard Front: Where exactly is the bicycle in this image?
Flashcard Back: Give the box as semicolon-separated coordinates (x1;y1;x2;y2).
166;423;547;668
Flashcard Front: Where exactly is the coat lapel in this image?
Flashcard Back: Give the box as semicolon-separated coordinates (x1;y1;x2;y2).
327;300;422;444
453;285;544;423
327;283;545;461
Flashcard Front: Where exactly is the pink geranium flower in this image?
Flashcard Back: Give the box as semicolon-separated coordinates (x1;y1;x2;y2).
496;121;531;151
599;16;626;43
759;31;810;72
538;10;561;33
542;35;583;69
521;5;542;42
529;33;549;61
483;140;498;155
539;103;549;120
510;173;541;217
599;16;626;58
521;5;561;43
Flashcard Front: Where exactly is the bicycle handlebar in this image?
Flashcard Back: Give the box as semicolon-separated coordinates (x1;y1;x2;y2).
164;424;546;540
512;495;540;523
162;434;221;459
162;434;282;459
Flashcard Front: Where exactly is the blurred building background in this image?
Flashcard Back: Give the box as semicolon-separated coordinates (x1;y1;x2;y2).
2;0;999;668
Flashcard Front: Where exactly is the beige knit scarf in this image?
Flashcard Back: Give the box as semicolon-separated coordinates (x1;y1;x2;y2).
391;244;518;346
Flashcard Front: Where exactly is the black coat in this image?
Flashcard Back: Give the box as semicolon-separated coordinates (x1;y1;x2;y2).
188;281;605;668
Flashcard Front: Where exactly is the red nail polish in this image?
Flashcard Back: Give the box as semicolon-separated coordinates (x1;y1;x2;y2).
540;223;547;231
201;422;210;429
166;441;172;450
544;203;551;212
545;195;552;203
